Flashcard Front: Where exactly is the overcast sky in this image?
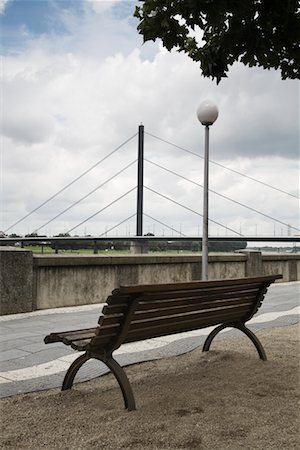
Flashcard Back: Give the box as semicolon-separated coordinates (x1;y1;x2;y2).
1;0;299;238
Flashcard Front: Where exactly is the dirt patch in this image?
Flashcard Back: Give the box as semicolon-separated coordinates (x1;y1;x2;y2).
1;324;299;450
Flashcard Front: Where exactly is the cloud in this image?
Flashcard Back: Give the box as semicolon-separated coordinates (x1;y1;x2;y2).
1;2;299;236
1;77;55;144
0;0;10;14
86;0;122;15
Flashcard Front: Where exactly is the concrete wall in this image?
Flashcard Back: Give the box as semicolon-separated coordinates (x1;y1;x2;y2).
1;247;299;314
33;253;247;310
0;247;33;314
262;254;300;282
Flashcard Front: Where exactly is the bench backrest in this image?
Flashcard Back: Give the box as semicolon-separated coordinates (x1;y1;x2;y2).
89;275;281;352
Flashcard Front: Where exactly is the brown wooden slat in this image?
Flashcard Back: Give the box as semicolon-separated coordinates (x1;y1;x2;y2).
95;323;121;337
135;289;259;311
44;333;62;344
82;325;121;349
70;339;93;351
89;333;120;348
117;275;281;295
61;330;100;345
106;293;133;306
98;313;124;327
135;283;262;302
94;296;256;330
100;286;261;317
128;304;252;332
125;310;249;343
46;321;121;346
101;303;128;316
44;327;98;344
101;279;274;315
133;297;255;322
99;291;257;325
102;286;260;316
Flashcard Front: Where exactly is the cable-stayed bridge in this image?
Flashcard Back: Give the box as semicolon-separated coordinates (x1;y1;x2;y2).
3;126;299;241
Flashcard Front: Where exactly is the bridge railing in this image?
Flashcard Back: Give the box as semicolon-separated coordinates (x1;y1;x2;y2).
1;235;299;254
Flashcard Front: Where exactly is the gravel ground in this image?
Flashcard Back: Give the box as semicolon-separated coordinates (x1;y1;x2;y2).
0;323;299;450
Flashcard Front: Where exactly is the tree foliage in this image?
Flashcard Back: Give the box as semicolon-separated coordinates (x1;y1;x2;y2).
134;0;300;83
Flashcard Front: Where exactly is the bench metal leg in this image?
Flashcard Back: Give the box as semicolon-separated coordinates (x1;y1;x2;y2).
202;323;267;361
202;324;227;353
104;356;136;411
62;353;90;390
61;352;136;410
235;323;267;361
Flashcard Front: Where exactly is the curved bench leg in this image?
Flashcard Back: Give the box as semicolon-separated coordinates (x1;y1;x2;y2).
61;352;136;410
203;323;267;361
104;356;136;411
235;323;267;361
62;353;90;390
203;324;227;352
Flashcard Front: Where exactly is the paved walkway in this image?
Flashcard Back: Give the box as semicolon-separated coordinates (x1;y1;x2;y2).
0;282;299;398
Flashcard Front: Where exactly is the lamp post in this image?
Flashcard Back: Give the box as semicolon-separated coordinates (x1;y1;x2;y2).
197;100;219;280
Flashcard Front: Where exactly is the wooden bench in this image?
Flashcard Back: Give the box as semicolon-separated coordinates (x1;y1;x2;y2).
44;274;282;411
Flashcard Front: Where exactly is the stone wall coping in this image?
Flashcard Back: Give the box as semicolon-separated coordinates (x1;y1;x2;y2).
32;253;247;267
0;246;32;252
262;254;300;261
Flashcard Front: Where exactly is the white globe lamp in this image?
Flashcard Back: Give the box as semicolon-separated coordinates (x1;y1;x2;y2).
197;100;219;126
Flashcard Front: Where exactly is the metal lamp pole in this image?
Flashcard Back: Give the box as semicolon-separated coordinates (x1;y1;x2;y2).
136;124;144;236
197;100;219;280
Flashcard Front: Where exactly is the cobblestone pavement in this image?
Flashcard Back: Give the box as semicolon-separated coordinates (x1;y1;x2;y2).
0;282;299;398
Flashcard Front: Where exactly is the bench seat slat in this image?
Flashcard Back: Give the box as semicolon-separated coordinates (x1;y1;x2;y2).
46;324;120;345
47;331;119;351
71;339;93;351
61;330;98;345
44;327;98;344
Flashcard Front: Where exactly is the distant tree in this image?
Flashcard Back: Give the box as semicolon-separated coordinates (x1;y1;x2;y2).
135;0;300;83
208;241;247;252
24;232;47;246
9;233;22;238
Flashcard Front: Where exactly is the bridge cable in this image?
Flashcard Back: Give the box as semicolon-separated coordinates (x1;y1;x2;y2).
145;186;243;236
33;160;137;233
66;187;137;234
98;213;136;237
145;132;299;200
145;159;300;232
5;133;138;233
144;213;186;236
